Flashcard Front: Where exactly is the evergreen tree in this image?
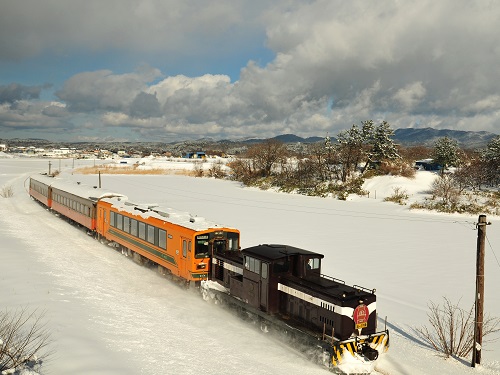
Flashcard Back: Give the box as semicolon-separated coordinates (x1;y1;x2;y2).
481;135;500;185
482;135;500;162
362;120;400;171
432;137;461;175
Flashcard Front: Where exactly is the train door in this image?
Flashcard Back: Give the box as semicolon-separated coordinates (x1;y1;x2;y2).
180;238;191;279
97;206;105;236
260;262;269;311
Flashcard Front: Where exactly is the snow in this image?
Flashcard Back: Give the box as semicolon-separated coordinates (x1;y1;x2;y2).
1;157;499;375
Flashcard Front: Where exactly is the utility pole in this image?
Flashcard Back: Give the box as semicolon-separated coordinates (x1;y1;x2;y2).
48;161;52;176
472;214;490;367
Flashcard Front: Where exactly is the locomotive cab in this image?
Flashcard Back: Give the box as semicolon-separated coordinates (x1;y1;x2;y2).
222;244;324;314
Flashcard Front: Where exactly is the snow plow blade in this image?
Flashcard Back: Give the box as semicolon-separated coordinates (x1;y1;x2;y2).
330;330;389;371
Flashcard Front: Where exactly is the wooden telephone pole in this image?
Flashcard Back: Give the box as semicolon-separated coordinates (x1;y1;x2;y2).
472;214;490;367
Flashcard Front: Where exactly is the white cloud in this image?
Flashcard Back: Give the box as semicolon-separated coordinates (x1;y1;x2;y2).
393;82;427;111
2;0;500;141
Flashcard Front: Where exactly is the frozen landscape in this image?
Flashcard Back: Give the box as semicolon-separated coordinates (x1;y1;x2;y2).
1;156;499;375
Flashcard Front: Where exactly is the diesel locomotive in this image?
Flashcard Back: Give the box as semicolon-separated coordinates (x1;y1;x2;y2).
29;174;389;373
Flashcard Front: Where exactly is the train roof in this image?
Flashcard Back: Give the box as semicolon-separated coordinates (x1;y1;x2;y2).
101;196;238;233
284;273;377;304
30;174;126;201
242;244;324;261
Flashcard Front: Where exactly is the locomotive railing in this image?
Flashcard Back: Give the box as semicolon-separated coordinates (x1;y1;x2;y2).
320;274;345;284
353;284;376;294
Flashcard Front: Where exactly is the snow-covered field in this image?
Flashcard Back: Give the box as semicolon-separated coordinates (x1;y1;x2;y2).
1;157;499;375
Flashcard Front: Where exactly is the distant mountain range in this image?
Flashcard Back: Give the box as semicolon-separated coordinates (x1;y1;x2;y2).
244;128;498;148
2;128;498;150
393;128;497;148
241;134;324;144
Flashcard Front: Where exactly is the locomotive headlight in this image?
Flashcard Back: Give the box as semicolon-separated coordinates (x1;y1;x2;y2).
197;263;207;270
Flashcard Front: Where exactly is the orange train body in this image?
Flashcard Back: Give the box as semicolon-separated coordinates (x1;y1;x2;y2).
97;198;240;282
29;174;240;284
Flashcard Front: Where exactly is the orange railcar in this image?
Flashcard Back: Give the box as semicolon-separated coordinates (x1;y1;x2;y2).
29;174;124;230
97;197;240;284
29;174;53;207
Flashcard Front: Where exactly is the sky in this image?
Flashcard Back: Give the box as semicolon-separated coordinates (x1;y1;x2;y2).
1;0;500;143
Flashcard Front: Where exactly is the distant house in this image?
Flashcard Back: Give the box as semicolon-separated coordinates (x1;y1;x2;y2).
184;151;206;159
415;159;441;171
0;144;7;151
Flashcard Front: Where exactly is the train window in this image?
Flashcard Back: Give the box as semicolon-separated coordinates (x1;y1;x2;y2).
116;214;123;230
138;222;146;240
130;219;138;236
159;229;166;249
123;216;130;233
147;225;155;244
261;263;268;279
194;235;210;259
213;239;225;253
227;232;239;250
307;258;320;270
110;212;116;227
182;240;187;258
244;256;260;274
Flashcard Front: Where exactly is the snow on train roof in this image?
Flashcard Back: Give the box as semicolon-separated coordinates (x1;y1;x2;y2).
101;196;234;232
30;174;126;201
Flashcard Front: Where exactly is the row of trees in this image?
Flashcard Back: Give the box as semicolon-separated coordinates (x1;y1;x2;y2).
229;121;412;198
225;120;500;199
226;121;499;201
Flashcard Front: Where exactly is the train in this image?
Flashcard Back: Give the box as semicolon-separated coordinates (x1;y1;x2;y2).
29;173;389;373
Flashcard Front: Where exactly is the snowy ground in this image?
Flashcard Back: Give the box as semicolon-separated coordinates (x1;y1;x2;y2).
1;157;499;375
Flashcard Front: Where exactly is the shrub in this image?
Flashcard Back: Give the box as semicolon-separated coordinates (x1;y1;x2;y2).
192;161;204;177
0;185;14;198
207;160;227;179
384;186;409;205
377;160;416;178
330;177;366;200
431;175;461;209
0;308;52;372
415;297;500;358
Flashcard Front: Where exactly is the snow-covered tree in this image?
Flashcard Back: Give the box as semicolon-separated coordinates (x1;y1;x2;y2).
362;120;400;172
431;137;461;175
482;135;500;162
480;135;500;185
335;124;365;181
334;120;400;179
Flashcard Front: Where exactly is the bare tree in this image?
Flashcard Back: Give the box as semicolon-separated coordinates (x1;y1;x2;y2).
246;140;288;177
431;175;461;209
0;308;52;372
415;297;500;358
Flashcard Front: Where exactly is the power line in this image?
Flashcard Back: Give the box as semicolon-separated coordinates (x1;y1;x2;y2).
99;174;475;226
486;234;500;269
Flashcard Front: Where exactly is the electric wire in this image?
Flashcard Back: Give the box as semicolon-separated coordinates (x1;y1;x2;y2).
486;234;500;269
98;174;477;226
